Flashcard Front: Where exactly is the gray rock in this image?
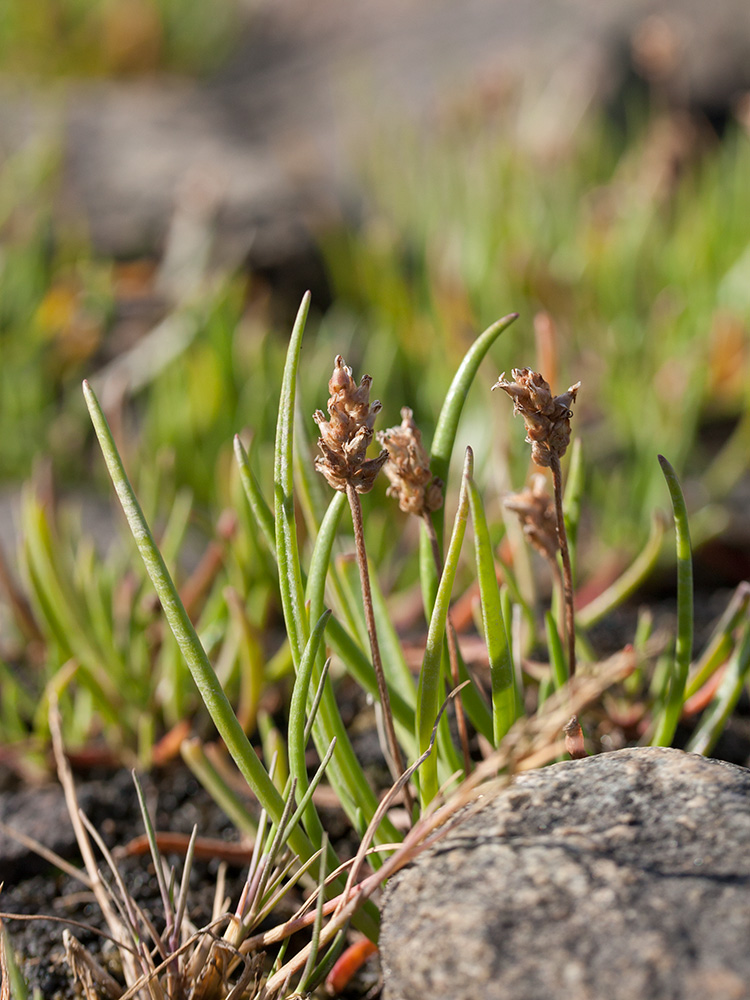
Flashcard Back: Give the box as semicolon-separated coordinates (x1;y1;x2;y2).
381;747;750;1000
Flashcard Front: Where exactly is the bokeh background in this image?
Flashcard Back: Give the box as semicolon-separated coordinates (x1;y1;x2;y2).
1;0;750;755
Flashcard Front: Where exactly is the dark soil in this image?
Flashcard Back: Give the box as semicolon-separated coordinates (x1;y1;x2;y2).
0;764;256;998
0;739;385;999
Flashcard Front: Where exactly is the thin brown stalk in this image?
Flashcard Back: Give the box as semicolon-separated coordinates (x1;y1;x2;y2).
550;454;583;751
346;483;411;813
422;512;472;777
549;455;575;678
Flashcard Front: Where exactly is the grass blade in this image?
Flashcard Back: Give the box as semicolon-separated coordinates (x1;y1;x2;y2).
467;477;516;744
687;620;750;755
416;447;473;805
274;291;312;667
429;313;519;496
288;610;331;842
234;435;275;552
297;833;328;993
82;379;312;863
563;436;584;582
685;582;750;700
545;611;568;690
651;455;693;747
325;616;416;742
304;491;402;846
180;738;258;838
420;312;518;613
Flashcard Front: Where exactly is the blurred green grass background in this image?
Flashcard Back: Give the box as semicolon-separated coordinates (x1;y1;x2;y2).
1;5;750;756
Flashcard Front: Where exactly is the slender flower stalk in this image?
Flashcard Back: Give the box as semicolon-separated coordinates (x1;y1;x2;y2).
492;367;585;757
378;408;472;776
314;357;409;798
504;475;567;656
549;454;576;680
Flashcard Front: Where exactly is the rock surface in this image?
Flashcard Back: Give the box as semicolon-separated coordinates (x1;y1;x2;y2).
381;747;750;1000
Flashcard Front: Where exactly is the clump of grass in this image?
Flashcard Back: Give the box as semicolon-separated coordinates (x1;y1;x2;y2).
79;291;750;835
4;287;750;996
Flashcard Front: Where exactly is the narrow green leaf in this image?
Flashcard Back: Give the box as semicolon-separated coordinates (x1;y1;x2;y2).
304;491;402;847
303;658;331;747
687;621;750;755
430;314;518;492
82;379;312;862
369;565;418;704
651;456;693;747
288;610;331;842
132;771;173;926
467;477;515;744
545;611;568;690
325;616;416;744
284;741;337;854
274;291;312;667
417;447;473;806
449;646;494;744
298;832;329;992
157;486;193;567
562;436;584;556
305;490;347;623
420;312;518;614
294;396;329;538
234;434;275;552
685;582;750;700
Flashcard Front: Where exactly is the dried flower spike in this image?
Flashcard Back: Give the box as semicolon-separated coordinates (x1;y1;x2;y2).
492;368;580;468
313;355;388;493
504;474;558;562
313;355;410;803
377;407;444;516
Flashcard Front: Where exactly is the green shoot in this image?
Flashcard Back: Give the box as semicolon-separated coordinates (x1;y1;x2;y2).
651;455;694;747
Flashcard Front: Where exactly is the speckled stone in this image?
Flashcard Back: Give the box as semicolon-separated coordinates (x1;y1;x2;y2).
381;747;750;1000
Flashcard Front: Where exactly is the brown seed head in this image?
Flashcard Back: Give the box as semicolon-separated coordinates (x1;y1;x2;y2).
503;474;559;561
376;407;444;516
313;355;388;494
492;367;580;467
